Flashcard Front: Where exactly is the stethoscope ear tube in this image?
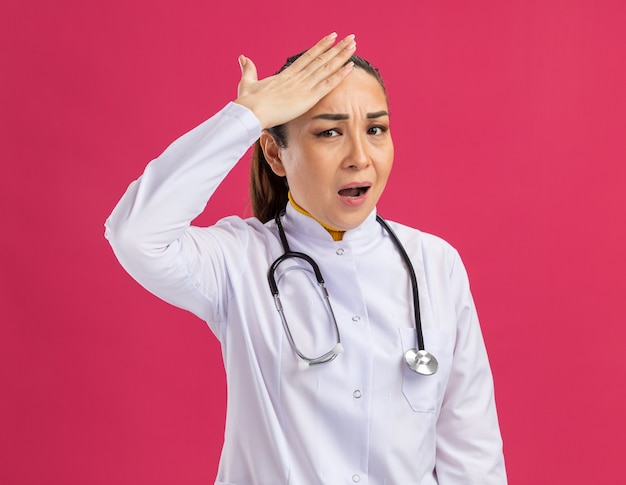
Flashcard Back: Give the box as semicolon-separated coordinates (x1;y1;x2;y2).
268;251;326;294
268;216;343;368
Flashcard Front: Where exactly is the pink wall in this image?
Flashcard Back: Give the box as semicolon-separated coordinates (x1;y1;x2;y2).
2;0;625;483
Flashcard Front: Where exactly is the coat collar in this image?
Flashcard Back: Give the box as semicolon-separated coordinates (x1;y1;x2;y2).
281;204;380;245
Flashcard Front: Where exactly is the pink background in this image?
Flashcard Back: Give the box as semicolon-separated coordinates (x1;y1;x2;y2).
2;0;625;483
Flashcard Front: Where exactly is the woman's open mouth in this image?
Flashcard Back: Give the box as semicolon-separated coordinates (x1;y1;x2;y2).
338;186;370;198
338;184;371;207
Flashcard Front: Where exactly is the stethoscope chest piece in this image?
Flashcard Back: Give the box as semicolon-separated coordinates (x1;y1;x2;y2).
405;348;438;376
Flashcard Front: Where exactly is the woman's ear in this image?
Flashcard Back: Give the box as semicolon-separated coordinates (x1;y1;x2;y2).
260;131;286;177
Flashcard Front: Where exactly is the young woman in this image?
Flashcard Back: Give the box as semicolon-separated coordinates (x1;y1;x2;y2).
106;33;507;484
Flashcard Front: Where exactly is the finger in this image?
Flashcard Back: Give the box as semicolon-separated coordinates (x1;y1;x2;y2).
289;34;356;89
309;60;355;99
281;32;340;74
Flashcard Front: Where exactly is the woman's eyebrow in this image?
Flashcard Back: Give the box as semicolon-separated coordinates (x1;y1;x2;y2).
367;110;389;119
312;113;349;121
311;110;389;121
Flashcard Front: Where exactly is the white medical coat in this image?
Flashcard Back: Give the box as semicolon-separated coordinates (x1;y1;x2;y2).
105;102;507;484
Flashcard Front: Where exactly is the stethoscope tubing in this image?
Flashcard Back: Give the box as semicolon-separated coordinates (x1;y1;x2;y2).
375;215;426;353
268;210;436;374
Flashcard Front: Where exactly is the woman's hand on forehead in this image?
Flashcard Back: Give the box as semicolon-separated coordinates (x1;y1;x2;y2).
234;33;357;129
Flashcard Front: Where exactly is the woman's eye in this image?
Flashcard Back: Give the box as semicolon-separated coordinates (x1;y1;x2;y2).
317;129;340;137
368;126;387;135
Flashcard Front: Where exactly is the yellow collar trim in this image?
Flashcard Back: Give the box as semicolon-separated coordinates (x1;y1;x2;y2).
288;192;345;242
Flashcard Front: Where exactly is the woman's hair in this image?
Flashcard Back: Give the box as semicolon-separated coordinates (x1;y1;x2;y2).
249;52;386;223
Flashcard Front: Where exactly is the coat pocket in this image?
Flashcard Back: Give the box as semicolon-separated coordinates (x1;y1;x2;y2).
398;327;453;413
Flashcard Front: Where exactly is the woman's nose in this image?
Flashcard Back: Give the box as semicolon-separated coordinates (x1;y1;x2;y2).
344;135;370;170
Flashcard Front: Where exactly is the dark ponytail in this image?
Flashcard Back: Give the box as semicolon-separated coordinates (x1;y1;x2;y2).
249;124;288;223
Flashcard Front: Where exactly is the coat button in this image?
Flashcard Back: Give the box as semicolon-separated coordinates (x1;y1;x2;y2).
336;248;345;255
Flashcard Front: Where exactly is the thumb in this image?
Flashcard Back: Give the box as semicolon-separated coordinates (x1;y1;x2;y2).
238;55;258;83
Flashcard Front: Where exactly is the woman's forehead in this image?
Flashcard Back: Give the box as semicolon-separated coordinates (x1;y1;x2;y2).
310;69;388;116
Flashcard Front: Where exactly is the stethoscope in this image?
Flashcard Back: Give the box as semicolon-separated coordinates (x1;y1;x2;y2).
267;210;438;375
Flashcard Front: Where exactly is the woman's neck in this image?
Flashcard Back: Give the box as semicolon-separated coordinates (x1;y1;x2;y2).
288;193;345;241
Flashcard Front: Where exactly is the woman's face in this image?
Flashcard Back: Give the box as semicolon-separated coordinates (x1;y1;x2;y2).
265;68;394;231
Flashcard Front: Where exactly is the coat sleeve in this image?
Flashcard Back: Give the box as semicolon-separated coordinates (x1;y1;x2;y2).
434;252;508;484
104;102;262;331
